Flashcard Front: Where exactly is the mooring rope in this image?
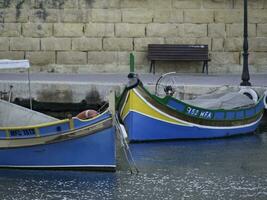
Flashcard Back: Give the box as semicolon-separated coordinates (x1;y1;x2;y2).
115;112;139;174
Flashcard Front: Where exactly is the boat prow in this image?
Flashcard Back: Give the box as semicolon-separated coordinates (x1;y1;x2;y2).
117;74;266;142
0;100;116;171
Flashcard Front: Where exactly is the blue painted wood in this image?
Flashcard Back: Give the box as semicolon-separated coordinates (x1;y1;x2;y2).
0;127;115;168
236;111;245;120
39;122;70;136
167;99;185;112
226;112;235;120
0;112;116;170
214;112;225;120
124;111;261;142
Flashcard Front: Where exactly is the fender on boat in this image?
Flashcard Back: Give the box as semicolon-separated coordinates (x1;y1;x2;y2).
76;109;99;120
239;88;258;103
119;124;128;139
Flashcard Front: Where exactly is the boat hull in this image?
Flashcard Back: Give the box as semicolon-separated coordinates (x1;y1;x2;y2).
124;111;261;141
118;80;265;142
0;126;115;170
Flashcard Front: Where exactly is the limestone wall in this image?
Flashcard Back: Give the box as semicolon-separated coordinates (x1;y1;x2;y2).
0;0;266;73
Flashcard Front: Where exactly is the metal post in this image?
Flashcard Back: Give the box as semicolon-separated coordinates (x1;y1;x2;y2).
130;53;135;73
240;0;251;86
27;68;33;110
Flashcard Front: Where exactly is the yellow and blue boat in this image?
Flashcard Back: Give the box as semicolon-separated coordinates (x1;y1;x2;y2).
117;74;267;142
0;99;116;171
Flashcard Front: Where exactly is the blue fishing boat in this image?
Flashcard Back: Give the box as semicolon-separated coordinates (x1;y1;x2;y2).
117;73;267;142
0;59;116;171
0;99;116;171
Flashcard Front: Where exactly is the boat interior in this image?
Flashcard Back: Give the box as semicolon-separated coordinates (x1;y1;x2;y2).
0;99;58;127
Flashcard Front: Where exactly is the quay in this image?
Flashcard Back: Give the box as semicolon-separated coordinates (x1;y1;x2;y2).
0;72;266;103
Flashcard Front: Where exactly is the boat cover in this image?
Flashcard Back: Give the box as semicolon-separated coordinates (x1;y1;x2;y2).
0;99;58;127
184;92;256;110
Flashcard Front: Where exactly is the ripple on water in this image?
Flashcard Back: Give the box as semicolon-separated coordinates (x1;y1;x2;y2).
0;131;267;200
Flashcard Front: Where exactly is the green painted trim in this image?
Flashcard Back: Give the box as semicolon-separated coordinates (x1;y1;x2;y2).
140;83;264;112
141;84;264;113
136;84;264;125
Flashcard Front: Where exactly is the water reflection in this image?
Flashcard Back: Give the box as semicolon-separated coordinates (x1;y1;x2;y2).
0;170;118;199
130;134;266;174
0;119;266;200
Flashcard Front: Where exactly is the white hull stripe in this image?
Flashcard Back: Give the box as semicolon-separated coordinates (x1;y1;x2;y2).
124;109;262;130
264;92;267;109
0;164;116;168
123;109;191;126
125;89;263;130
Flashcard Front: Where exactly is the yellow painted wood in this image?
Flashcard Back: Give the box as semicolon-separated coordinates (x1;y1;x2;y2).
121;89;187;125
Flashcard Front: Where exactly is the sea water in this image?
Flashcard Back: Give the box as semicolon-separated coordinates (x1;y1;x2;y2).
0;119;266;200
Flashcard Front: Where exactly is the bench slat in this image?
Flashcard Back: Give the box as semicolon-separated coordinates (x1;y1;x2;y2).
147;44;210;74
148;50;208;53
148;56;209;60
148;52;208;55
148;46;208;49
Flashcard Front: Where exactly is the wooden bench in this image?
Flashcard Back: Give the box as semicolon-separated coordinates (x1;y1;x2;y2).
147;44;210;74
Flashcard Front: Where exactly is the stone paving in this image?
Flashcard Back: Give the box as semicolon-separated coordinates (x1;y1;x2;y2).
0;72;266;86
0;72;266;102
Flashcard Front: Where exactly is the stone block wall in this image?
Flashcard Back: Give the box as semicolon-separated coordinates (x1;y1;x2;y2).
0;0;266;73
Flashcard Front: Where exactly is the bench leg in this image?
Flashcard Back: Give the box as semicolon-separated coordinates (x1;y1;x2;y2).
150;61;153;73
202;62;205;73
150;61;156;74
206;61;208;75
202;61;208;75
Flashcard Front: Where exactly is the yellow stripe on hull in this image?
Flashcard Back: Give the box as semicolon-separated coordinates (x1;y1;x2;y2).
0;110;109;132
121;89;188;125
